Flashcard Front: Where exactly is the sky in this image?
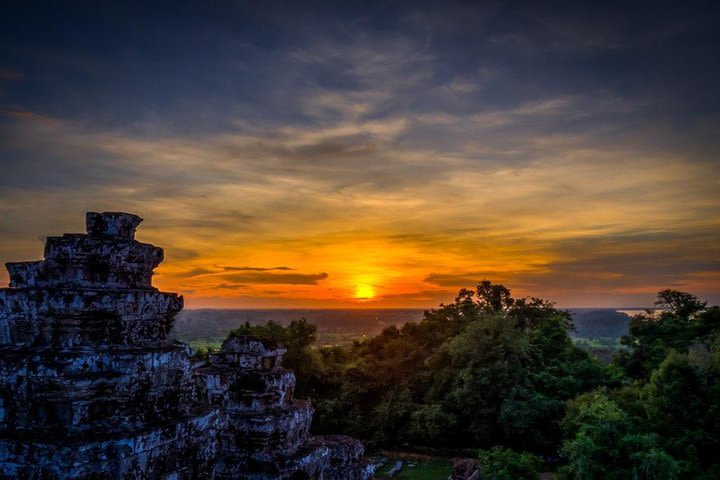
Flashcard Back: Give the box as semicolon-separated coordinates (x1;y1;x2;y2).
1;1;719;308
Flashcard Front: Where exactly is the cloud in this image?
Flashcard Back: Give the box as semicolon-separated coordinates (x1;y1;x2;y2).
213;283;249;290
222;266;294;272
179;265;295;278
181;268;216;277
376;289;457;302
221;272;329;285
163;247;200;261
424;273;487;287
0;108;57;123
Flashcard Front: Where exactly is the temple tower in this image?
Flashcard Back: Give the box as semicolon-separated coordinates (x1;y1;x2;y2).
0;212;219;479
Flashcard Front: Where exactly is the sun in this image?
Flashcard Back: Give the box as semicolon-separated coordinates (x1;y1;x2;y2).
354;283;376;300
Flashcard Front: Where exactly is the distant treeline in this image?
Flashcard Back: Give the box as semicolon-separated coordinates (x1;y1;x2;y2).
171;307;631;343
171;308;424;342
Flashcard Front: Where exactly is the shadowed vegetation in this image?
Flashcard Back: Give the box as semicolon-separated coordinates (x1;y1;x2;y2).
242;281;720;478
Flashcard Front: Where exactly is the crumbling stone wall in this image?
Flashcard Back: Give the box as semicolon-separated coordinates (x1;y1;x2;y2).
0;212;371;480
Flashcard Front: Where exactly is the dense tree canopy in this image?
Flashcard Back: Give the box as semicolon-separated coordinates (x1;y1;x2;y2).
227;284;720;479
616;290;719;379
243;281;609;453
561;289;720;479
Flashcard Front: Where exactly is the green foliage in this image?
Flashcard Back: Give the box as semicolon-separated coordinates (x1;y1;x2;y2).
641;349;720;476
615;290;718;379
408;403;457;444
573;337;629;364
478;446;542;480
374;457;451;479
304;280;610;454
655;289;706;320
559;393;679;480
601;290;720;476
187;339;222;360
226;285;719;479
561;313;720;480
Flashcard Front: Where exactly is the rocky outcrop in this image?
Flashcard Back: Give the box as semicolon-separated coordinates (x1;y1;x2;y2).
0;212;371;480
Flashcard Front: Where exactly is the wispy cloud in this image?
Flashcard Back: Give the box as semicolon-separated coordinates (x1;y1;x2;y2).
222;266;294;272
0;108;57;123
221;272;329;285
180;265;295;278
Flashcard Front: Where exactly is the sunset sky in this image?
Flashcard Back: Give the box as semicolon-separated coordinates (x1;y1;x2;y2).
1;2;718;308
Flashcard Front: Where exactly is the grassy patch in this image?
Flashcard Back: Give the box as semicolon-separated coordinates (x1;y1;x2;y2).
372;454;451;479
186;339;223;354
572;336;628;363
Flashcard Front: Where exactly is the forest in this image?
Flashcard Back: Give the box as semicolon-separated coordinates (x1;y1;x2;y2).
223;281;720;479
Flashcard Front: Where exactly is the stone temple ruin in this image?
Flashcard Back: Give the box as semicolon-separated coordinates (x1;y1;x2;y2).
0;212;371;479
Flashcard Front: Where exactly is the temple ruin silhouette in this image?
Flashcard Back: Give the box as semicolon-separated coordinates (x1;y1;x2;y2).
0;212;371;479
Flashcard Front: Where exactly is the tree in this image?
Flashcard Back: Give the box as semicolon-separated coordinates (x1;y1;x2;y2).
478;446;542;480
655;290;706;320
279;281;608;453
642;349;720;477
616;289;715;379
424;314;530;446
476;280;514;313
559;393;678;480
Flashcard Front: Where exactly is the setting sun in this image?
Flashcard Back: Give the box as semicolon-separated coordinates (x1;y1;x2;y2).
354;283;376;300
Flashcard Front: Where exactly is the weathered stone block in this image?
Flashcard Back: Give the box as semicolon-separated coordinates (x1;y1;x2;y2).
86;212;143;239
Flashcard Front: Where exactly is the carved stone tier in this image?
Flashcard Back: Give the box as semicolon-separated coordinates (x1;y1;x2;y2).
0;289;182;346
200;365;296;411
0;410;219;479
8;213;161;291
218;401;313;457
0;343;195;436
214;434;369;480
